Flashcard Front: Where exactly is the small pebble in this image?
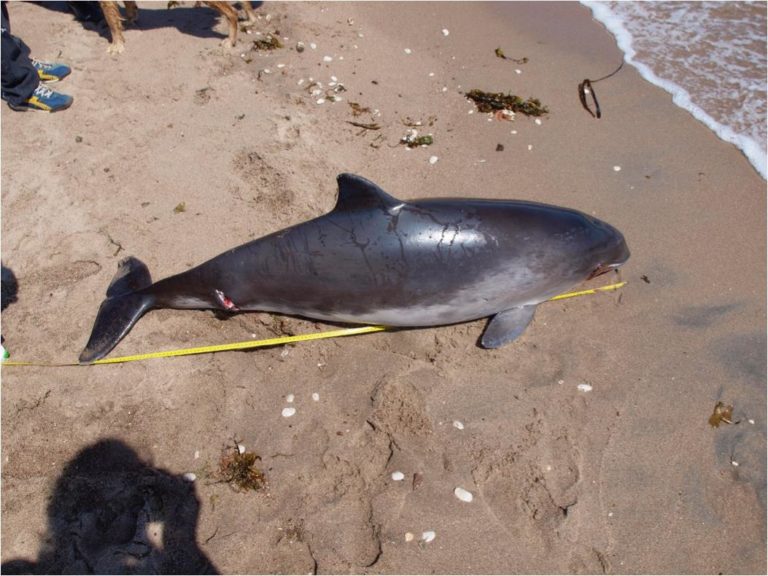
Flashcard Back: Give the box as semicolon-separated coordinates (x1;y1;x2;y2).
452;420;464;430
454;487;474;502
515;69;522;74
442;28;450;36
276;63;285;68
405;532;414;542
577;383;593;392
404;48;412;54
428;72;435;77
316;98;326;105
748;419;755;425
296;41;305;53
297;78;305;85
535;118;542;125
527;144;533;151
282;407;297;418
286;393;295;403
429;156;439;165
330;75;338;82
183;472;197;482
613;165;622;172
237;443;246;454
312;392;320;402
731;460;740;467
194;450;200;459
511;130;518;135
391;471;405;481
310;42;317;49
323;55;333;62
441;86;448;92
421;530;436;543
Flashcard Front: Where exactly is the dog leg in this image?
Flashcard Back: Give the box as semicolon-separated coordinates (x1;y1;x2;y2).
99;1;126;54
204;1;239;48
124;1;139;25
240;2;258;27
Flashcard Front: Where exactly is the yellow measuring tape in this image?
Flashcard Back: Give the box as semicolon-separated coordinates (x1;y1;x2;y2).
2;281;625;367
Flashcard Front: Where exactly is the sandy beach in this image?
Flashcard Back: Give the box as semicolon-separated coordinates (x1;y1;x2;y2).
1;2;765;573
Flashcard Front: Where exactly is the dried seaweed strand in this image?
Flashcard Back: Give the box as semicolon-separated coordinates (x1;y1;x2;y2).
578;61;624;119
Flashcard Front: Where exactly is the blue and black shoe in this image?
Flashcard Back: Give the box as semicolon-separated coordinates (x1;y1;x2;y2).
7;84;73;112
32;59;72;83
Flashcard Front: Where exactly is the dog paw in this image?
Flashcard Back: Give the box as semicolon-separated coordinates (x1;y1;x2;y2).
107;42;125;55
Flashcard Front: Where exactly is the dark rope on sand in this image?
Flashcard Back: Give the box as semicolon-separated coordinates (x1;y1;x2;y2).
579;60;624;119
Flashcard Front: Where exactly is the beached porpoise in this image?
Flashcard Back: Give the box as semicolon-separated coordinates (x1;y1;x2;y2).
79;173;630;363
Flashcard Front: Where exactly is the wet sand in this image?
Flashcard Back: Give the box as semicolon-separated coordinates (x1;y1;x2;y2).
2;2;765;573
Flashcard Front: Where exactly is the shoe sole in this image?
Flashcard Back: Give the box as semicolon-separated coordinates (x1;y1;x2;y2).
7;99;73;113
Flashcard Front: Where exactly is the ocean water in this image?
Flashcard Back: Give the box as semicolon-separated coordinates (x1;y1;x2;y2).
582;1;767;180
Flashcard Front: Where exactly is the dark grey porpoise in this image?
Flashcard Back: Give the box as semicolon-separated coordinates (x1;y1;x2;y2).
79;173;630;363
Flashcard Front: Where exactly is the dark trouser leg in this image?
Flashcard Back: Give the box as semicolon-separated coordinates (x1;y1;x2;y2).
1;2;39;105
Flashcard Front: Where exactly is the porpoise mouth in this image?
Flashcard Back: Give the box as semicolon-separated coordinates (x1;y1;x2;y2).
588;262;624;280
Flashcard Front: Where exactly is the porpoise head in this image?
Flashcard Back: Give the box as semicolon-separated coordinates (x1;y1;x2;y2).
586;216;631;279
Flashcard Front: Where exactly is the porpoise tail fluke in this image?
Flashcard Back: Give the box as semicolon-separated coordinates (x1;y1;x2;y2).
79;257;155;364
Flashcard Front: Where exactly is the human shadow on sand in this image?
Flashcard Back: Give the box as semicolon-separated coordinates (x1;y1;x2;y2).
1;264;19;311
1;439;218;575
33;1;260;45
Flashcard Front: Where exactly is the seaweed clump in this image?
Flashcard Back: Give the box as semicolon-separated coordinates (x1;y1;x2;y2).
253;34;283;50
217;446;266;492
465;89;548;117
708;401;735;428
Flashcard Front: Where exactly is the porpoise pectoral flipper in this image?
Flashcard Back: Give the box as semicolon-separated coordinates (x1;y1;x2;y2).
79;257;156;364
480;305;537;349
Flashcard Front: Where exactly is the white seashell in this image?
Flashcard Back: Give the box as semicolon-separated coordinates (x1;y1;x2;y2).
515;69;522;74
577;383;593;392
452;420;464;430
442;28;450;36
310;42;317;50
429;156;439;165
454;487;474;502
237;443;246;454
312;392;320;402
391;471;405;481
331;75;338;82
613;165;622;172
404;48;412;54
183;472;197;482
527;144;533;151
421;530;436;543
323;55;333;62
282;407;297;417
316;98;326;105
535;118;542;125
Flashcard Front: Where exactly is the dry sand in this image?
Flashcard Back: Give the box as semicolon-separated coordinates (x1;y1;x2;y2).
1;1;765;574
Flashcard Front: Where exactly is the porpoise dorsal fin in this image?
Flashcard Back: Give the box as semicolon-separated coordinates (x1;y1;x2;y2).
335;173;405;214
480;305;537;348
